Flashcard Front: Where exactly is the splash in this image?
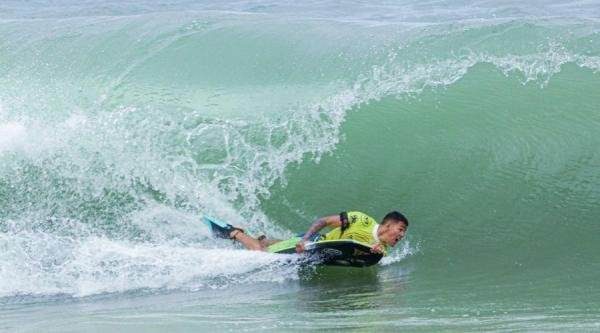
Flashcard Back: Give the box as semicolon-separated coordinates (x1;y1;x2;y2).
380;240;418;266
0;230;302;297
0;122;26;153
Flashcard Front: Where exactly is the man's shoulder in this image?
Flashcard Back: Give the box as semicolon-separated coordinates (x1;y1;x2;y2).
347;211;377;226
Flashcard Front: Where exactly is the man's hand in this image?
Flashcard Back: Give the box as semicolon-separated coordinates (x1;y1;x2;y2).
371;243;384;254
295;241;306;253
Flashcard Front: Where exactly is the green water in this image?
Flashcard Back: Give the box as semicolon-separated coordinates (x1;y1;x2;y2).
264;63;600;323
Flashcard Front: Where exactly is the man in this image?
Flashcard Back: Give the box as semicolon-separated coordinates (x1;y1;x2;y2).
220;211;408;255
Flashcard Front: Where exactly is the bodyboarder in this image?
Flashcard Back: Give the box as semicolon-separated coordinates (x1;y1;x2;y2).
211;211;408;256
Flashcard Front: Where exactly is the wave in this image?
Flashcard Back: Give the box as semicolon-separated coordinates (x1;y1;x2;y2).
1;7;599;297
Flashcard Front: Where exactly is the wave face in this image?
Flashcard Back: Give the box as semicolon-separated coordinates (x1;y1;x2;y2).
1;0;600;311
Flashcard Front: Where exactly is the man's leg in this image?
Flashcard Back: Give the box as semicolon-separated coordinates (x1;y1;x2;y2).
230;230;265;251
259;239;281;247
255;232;281;247
230;230;281;251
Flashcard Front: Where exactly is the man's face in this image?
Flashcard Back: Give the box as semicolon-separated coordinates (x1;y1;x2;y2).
380;221;407;247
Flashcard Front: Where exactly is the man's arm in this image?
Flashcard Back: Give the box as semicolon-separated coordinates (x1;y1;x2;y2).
295;215;341;253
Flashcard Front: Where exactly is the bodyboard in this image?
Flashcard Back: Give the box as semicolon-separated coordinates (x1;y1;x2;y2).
203;215;237;239
267;237;383;267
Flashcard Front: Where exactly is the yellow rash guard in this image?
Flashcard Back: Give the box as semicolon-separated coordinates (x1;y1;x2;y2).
320;211;389;255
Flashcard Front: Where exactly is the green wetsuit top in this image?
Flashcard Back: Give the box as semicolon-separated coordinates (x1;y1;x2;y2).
320;211;389;256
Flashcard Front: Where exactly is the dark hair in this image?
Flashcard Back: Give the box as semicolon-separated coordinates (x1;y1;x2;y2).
382;211;409;226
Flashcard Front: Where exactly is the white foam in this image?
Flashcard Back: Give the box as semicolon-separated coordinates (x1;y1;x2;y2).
578;55;600;72
0;122;27;153
126;203;211;243
0;229;301;297
380;240;418;266
64;113;88;129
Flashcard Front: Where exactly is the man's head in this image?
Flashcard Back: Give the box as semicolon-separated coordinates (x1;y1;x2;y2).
378;211;409;247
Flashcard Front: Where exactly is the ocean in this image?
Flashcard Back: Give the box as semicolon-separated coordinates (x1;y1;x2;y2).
1;1;600;331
